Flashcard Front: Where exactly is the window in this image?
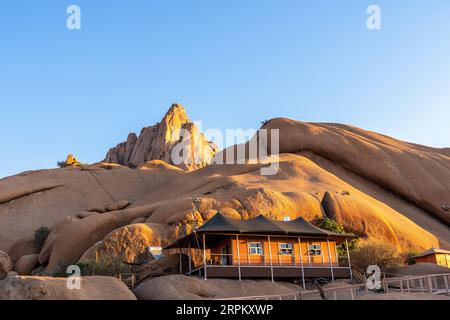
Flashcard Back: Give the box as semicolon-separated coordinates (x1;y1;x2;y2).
308;244;322;256
248;242;263;255
148;246;163;260
279;243;293;255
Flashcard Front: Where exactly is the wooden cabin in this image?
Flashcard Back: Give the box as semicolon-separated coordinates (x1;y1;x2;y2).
164;213;357;287
411;248;450;268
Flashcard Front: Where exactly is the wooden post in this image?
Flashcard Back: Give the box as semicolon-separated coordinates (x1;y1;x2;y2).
345;239;353;280
188;242;192;275
268;236;274;283
420;278;424;292
444;275;449;294
202;233;207;280
179;248;183;274
298;236;306;290
236;234;241;282
365;278;369;294
427;276;433;293
334;242;339;267
320;242;325;266
247;241;250;266
383;273;389;293
307;242;311;266
327;239;334;283
400;279;404;293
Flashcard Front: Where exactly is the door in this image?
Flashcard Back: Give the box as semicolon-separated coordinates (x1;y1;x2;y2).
221;244;231;265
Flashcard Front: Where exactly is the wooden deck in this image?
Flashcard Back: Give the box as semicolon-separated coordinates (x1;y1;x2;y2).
191;265;352;279
215;273;450;300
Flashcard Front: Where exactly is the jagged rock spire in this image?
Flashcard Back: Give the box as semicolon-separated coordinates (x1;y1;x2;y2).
104;103;218;170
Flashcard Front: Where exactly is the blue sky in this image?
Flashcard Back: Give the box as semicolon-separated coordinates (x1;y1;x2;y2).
1;1;449;178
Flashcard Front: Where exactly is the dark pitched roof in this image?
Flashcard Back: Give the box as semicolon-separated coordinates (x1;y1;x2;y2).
164;213;356;249
411;248;450;259
196;213;336;236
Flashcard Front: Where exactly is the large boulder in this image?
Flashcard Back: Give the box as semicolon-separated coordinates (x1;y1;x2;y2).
46;204;158;272
0;251;13;280
260;118;450;225
7;235;39;264
136;253;191;282
0;275;136;300
133;274;301;300
38;216;79;265
46;214;119;271
14;254;39;275
105;200;130;212
79;223;160;264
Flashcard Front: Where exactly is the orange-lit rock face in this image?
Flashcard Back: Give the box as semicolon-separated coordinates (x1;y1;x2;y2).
104;103;218;170
79;223;160;264
0;113;449;273
261;118;450;225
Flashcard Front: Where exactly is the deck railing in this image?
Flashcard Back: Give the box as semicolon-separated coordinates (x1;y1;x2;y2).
117;273;137;288
215;273;450;300
205;253;348;268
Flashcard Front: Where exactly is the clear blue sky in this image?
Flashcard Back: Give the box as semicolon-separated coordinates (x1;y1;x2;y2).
1;1;449;178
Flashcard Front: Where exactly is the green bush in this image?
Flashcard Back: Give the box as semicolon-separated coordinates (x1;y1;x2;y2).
50;256;133;277
57;160;66;168
403;251;419;265
33;226;50;251
316;218;358;255
77;256;132;276
51;262;70;277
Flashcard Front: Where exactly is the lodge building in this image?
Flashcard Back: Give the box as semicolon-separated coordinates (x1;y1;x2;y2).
411;248;450;268
164;213;357;288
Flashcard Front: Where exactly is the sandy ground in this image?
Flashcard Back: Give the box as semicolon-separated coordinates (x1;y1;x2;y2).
357;292;450;300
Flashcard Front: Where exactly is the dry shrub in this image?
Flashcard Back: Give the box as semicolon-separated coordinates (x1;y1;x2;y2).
350;239;402;275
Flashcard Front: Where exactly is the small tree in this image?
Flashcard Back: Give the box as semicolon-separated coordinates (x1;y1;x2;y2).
33;226;50;251
316;218;358;255
350;239;402;275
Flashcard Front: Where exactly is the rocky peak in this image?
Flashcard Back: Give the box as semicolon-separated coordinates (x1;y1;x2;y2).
104;103;218;170
163;103;189;125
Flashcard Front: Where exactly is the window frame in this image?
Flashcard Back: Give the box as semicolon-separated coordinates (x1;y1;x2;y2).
308;244;322;256
248;242;263;255
279;242;294;255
